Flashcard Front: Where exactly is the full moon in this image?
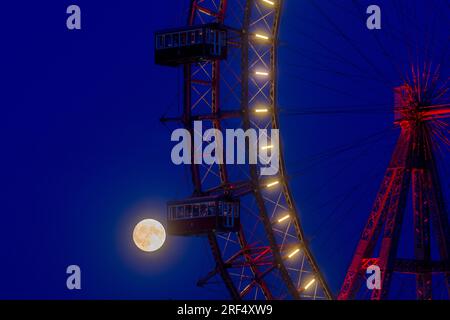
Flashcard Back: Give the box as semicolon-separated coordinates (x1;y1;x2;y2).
133;219;166;252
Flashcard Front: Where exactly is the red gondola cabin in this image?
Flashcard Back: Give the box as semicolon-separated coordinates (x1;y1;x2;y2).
155;23;228;67
167;195;240;236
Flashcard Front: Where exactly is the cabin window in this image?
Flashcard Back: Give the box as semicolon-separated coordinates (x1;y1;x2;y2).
207;205;216;217
185;205;192;218
227;204;233;218
165;34;172;48
200;204;208;217
196;30;203;44
173;33;179;47
206;29;214;44
180;32;187;46
222;204;229;217
188;31;196;45
176;206;185;219
193;205;200;217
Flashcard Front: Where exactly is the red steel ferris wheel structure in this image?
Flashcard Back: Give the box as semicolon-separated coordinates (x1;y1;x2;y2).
339;69;450;300
159;0;332;300
182;0;332;300
157;0;450;300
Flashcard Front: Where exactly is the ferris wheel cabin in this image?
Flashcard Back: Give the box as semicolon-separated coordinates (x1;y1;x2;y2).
167;196;240;236
155;23;228;66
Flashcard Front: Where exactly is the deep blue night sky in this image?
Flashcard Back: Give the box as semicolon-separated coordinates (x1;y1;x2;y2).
1;1;448;299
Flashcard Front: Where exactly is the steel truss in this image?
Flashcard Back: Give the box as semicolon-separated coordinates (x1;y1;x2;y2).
339;83;450;300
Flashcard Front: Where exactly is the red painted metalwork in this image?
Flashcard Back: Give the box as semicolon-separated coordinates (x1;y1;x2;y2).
339;73;450;299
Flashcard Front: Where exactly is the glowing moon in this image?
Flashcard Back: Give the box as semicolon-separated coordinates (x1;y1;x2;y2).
133;219;166;252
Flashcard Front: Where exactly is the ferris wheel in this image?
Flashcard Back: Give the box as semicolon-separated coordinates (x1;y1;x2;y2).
156;0;450;300
157;0;332;300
